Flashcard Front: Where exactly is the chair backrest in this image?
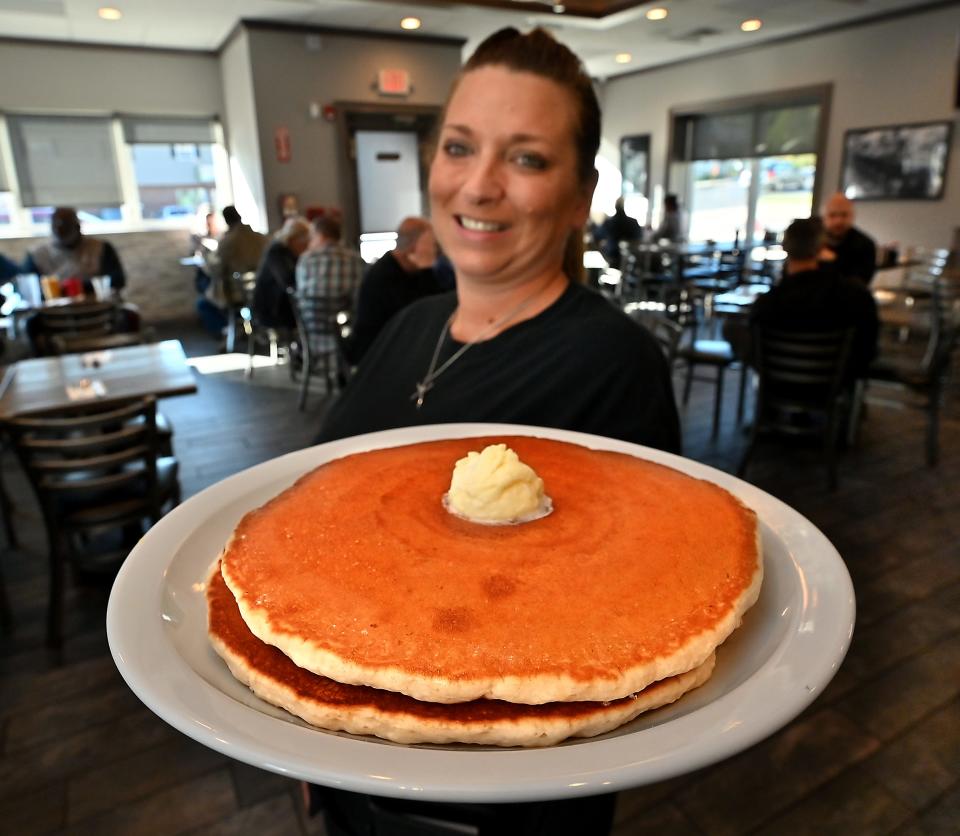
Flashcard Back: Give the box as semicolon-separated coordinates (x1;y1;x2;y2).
293;291;352;355
226;271;256;310
4;396;165;536
753;327;854;410
627;309;683;365
34;301;119;355
50;327;154;356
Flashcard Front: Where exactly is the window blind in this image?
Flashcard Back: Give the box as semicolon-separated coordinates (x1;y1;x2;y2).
690;111;754;162
8;115;122;207
677;102;822;162
121;116;216;145
754;104;820;156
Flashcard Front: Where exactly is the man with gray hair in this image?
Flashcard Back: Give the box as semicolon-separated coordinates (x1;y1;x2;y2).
344;216;440;364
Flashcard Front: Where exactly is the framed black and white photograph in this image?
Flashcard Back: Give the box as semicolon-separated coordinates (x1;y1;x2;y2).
620;134;650;199
840;121;952;200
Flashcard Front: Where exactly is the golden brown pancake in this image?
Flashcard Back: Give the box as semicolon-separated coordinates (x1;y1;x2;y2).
207;562;715;747
220;436;761;704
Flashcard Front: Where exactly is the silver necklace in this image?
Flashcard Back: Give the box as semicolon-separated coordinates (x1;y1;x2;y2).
412;286;545;409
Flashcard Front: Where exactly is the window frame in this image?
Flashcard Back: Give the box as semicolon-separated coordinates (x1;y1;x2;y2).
0;113;232;240
666;84;832;245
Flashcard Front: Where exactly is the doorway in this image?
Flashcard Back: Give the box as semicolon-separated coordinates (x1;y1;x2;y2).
336;103;439;261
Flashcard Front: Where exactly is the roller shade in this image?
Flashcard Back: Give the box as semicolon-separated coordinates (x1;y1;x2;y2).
678;102;822;162
754;104;820;156
691;111;754;161
8;115;122;207
122;116;216;144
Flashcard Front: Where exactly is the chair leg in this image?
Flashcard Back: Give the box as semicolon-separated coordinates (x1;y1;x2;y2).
0;472;17;550
683;361;694;405
46;541;66;650
299;353;311;411
0;555;13;635
225;314;236;353
927;385;940;467
824;417;840;492
736;365;748;424
712;366;725;439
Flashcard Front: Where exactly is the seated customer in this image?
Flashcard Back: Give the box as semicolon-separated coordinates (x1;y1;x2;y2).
596;197;641;268
342;217;439;364
24;207;126;293
252;217;311;330
198;206;268;339
313;27;679;836
653;193;682;243
819;192;878;285
751;216;879;379
295;216;364;308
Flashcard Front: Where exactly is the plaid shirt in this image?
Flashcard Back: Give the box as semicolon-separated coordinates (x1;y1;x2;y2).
295;243;364;309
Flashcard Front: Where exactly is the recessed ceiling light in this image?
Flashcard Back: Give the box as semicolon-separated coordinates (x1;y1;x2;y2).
400;17;421;31
615;53;632;64
646;7;668;21
98;6;122;20
741;18;762;32
553;3;566;12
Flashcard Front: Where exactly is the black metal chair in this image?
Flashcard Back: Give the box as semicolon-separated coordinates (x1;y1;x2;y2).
32;301;119;356
866;272;958;465
224;271;256;353
292;291;353;410
4;396;180;648
677;336;749;440
625;307;684;367
738;327;854;490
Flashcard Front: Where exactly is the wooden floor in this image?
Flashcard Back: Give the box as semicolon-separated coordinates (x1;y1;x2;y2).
1;318;957;835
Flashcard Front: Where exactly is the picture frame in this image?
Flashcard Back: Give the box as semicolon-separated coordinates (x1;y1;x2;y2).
619;134;650;221
839;121;952;200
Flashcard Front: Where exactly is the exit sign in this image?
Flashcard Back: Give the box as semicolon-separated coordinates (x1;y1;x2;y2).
378;68;410;96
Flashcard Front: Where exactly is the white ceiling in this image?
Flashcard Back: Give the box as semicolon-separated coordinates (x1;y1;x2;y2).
0;0;941;79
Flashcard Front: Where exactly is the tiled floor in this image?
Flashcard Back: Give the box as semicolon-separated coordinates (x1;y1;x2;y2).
0;318;957;835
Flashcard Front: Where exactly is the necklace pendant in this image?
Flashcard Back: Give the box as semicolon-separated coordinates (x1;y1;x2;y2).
413;380;433;409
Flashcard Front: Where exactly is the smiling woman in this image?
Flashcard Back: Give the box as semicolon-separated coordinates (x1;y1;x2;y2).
311;26;680;834
319;27;679;453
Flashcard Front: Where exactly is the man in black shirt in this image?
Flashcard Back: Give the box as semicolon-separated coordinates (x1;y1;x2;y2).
753;216;878;379
819;192;877;285
343;217;439;364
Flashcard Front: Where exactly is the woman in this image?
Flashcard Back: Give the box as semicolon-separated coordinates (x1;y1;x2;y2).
312;27;679;836
320;29;678;452
251;216;310;330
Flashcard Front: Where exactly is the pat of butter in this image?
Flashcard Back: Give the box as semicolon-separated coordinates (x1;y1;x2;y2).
445;443;551;524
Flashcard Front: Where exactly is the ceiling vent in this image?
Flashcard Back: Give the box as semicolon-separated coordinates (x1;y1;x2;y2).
669;27;723;43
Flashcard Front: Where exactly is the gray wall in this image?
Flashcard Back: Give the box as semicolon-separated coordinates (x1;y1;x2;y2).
0;40;221;116
244;28;463;233
219;30;267;233
600;5;960;250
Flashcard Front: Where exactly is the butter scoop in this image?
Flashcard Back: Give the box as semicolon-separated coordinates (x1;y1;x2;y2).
444;443;552;525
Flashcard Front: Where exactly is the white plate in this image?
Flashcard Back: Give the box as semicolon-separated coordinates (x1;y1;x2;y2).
107;424;854;803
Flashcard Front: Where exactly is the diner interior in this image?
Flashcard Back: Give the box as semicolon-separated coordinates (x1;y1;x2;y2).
0;1;958;834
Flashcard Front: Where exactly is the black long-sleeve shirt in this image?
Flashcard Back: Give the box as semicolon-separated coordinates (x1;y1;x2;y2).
320;281;681;453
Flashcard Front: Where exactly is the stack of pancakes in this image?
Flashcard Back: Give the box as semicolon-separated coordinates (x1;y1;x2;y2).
208;436;762;747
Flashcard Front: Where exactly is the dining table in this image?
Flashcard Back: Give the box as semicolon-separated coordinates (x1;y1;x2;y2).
0;339;197;419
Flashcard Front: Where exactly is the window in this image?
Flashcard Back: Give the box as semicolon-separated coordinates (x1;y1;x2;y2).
672;92;828;246
122;117;218;221
0;113;228;238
